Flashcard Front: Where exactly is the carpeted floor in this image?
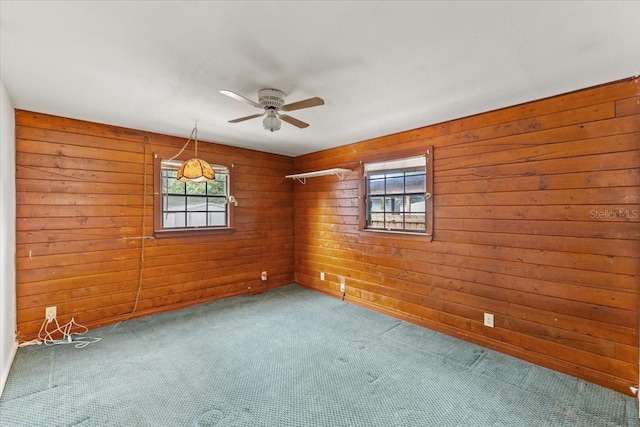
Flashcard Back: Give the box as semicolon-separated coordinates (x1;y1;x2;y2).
0;284;637;426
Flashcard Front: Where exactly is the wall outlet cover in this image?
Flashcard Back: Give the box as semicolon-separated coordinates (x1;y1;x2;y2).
484;312;494;328
45;306;57;322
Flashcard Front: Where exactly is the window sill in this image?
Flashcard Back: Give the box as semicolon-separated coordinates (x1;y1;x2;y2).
153;227;235;239
359;229;433;241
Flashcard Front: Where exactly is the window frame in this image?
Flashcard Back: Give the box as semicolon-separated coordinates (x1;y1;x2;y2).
153;153;235;238
359;147;433;240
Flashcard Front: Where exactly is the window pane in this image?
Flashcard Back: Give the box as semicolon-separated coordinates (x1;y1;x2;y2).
408;195;425;213
187;212;207;227
405;173;425;193
368;212;384;229
166;196;185;211
187;197;206;212
186;181;207;195
407;214;426;230
208;212;226;226
207;197;227;211
385;176;404;194
369;196;384;212
166;179;185;195
207;180;226;195
368;178;385;195
163;212;185;228
385;196;404;213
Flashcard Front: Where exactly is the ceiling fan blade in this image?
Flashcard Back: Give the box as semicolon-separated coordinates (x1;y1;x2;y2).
228;113;265;123
280;114;309;128
282;97;324;112
220;90;262;109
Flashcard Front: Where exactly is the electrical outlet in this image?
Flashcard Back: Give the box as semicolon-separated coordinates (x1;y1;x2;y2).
45;306;57;323
261;271;268;281
320;272;325;281
484;312;494;328
339;277;346;293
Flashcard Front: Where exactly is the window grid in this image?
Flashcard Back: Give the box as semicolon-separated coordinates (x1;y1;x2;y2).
366;169;426;233
161;167;229;229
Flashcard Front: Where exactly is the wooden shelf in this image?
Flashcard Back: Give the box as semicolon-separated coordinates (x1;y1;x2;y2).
285;168;351;184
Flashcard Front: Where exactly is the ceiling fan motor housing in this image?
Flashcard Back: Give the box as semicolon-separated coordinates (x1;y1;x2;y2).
259;88;286;109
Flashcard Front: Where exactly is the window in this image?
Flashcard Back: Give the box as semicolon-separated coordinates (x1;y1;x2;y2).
154;157;233;236
362;149;433;236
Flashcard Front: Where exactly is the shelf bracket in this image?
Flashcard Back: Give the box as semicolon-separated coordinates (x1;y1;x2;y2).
332;170;347;181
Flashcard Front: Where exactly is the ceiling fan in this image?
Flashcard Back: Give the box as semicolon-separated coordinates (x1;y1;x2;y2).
220;88;324;132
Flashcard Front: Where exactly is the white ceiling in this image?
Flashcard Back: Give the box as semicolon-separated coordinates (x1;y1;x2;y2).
1;1;639;157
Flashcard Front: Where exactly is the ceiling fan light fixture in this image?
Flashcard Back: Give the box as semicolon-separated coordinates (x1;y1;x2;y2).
263;109;281;132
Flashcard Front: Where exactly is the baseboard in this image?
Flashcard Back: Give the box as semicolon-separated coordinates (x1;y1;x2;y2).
0;339;18;399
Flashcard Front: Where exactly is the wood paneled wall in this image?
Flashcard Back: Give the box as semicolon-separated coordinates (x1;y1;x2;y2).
293;78;640;395
13;78;639;395
15;111;294;340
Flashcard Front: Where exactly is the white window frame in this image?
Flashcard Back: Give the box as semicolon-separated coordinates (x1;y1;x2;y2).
153;155;234;238
360;148;433;239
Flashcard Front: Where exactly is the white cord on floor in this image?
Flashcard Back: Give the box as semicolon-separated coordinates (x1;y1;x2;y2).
37;317;101;349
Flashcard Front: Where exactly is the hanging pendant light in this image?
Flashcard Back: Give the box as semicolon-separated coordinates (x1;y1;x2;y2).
176;158;214;183
172;123;215;183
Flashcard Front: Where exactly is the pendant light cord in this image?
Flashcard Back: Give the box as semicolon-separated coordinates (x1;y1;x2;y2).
106;136;148;334
128;136;148;318
168;124;198;161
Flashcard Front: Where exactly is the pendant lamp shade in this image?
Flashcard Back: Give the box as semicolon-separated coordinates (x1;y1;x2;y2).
171;123;215;183
176;157;215;182
176;158;215;183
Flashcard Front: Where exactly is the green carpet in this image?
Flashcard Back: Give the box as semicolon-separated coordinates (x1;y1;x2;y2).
1;284;637;426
